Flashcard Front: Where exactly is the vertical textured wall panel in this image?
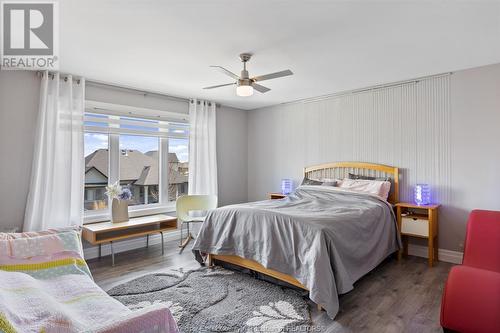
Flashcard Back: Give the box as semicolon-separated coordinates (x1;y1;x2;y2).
248;75;451;217
248;64;500;252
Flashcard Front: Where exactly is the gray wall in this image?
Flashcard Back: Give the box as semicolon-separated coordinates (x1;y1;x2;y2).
247;63;500;252
447;64;500;245
0;71;40;232
0;74;248;232
217;105;248;206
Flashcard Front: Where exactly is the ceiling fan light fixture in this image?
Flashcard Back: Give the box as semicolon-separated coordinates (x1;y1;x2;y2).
204;53;293;96
236;84;253;97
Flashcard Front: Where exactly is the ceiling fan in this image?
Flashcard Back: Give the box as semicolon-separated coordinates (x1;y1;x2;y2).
204;53;293;97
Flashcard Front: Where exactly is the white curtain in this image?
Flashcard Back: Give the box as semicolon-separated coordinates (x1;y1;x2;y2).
23;73;85;231
188;99;217;196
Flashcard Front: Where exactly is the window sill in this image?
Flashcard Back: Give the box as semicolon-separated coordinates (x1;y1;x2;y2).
83;203;176;224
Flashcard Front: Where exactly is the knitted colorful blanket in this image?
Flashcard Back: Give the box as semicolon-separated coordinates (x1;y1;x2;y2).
0;230;178;333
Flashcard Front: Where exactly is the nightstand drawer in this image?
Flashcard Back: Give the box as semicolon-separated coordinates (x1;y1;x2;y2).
401;216;429;237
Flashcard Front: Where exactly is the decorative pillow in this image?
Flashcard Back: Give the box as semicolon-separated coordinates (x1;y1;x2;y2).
0;226;81;240
0;251;92;278
0;228;84;259
301;177;323;186
322;178;343;186
378;181;392;201
339;178;392;200
348;173;391;182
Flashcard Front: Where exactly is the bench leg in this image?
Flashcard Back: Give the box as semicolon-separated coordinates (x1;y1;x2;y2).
98;244;101;259
110;241;115;267
161;232;164;255
146;234;149;248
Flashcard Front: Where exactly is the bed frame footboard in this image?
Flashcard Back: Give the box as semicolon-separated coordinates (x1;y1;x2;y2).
207;254;324;311
209;254;306;289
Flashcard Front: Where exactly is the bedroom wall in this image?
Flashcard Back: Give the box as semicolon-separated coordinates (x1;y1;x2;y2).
216;105;248;205
0;73;248;233
247;62;500;253
0;71;40;233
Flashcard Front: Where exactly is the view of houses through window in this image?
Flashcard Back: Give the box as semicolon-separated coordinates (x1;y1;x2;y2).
84;133;109;211
119;135;161;206
83;114;189;212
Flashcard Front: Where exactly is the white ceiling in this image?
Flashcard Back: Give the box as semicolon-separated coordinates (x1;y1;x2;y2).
60;0;500;110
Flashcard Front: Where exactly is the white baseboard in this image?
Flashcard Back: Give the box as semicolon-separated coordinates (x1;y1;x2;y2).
83;232;463;265
407;244;463;264
83;230;181;260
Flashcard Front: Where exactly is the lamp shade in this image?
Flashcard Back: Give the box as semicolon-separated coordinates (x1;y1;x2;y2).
236;85;253;97
414;184;431;205
281;179;293;195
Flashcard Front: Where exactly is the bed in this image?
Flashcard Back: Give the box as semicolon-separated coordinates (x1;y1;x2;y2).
192;162;401;319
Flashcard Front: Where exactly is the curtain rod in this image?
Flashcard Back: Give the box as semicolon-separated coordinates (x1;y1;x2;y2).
264;71;453;108
85;79;190;103
36;70;190;103
36;71;83;84
190;99;215;106
86;81;222;106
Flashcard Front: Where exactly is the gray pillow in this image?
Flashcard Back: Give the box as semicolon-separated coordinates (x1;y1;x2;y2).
348;173;391;182
301;177;323;186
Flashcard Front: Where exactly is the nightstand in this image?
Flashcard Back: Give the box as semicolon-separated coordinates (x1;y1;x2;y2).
395;202;440;267
268;192;286;200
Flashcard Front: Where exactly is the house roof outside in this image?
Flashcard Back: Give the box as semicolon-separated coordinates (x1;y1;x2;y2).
145;151;179;163
85;149;187;186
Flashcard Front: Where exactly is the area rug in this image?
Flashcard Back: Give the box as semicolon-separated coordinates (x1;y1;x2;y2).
107;267;312;332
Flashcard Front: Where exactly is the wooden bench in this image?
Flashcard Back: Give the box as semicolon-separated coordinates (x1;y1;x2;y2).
82;214;177;266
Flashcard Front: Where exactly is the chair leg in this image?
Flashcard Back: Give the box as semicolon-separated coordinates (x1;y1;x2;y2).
179;222;192;253
179;222;183;247
179;234;192;252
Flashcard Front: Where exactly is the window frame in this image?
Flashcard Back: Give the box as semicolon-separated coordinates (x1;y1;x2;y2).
83;101;189;224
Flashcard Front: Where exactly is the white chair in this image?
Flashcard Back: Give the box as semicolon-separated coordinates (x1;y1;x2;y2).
176;194;218;252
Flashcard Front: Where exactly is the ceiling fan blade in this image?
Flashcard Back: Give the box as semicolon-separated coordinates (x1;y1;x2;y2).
252;82;271;93
203;82;236;89
210;66;240;80
252;69;293;82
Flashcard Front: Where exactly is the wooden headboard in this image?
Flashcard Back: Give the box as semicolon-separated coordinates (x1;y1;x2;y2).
304;162;399;204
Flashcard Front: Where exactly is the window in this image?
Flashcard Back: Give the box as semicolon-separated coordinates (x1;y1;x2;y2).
168;137;189;201
119;134;159;206
83;103;189;220
84;132;109;211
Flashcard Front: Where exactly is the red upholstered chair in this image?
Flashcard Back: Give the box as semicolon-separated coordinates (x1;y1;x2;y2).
440;210;500;333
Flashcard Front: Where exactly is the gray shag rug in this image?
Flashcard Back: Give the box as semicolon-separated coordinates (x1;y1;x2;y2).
107;267;311;332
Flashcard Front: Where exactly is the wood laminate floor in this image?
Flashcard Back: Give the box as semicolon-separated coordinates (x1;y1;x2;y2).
88;239;452;333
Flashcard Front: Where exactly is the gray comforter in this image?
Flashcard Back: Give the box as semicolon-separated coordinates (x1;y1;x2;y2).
192;185;401;319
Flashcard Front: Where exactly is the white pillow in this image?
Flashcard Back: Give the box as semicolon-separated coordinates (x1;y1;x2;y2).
339;178;391;200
